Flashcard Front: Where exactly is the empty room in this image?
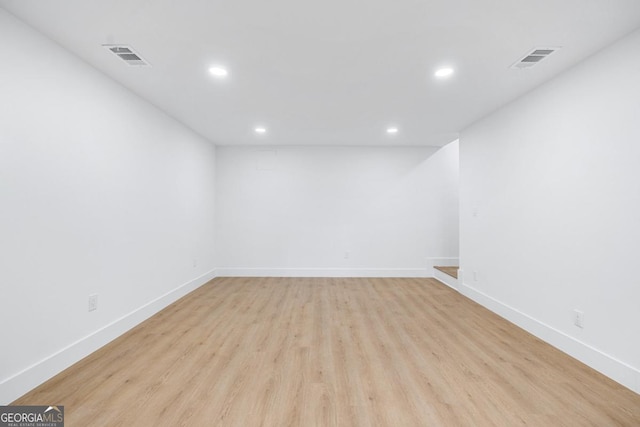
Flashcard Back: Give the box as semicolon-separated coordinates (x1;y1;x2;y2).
1;0;639;425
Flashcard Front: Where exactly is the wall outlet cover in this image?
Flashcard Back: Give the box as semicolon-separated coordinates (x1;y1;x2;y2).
88;294;98;312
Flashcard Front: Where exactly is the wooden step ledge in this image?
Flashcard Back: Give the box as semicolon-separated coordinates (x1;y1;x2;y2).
434;266;459;279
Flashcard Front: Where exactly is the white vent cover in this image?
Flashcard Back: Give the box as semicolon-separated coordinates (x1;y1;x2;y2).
103;45;150;67
511;47;561;69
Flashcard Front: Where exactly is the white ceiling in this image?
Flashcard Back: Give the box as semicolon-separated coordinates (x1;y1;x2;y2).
2;0;640;146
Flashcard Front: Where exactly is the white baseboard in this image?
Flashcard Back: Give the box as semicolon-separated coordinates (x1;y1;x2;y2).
459;281;640;395
215;267;429;278
0;268;218;405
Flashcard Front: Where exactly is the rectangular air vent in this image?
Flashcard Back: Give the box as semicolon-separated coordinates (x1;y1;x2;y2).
103;45;150;67
511;47;560;69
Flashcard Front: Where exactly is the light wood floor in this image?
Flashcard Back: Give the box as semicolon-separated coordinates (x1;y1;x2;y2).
434;266;459;279
14;277;640;426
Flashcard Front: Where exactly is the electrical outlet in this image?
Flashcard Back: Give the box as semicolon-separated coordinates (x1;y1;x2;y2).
573;309;584;328
344;251;350;259
88;294;98;312
473;271;478;281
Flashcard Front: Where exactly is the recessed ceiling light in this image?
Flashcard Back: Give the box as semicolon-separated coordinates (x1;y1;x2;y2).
209;66;228;78
386;127;399;134
435;67;454;78
255;127;267;134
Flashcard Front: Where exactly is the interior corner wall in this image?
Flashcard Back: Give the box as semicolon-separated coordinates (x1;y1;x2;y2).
215;143;459;277
0;9;217;404
459;28;640;393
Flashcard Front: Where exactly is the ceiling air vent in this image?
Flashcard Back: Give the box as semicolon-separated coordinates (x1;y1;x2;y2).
103;45;150;67
511;47;560;69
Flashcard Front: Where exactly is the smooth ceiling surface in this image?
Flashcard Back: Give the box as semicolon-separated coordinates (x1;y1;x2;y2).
2;0;640;146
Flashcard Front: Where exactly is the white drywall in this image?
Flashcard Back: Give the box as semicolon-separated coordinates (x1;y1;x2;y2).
0;9;217;404
215;143;459;276
460;28;640;393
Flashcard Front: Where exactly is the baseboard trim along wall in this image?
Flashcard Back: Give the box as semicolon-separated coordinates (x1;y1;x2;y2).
0;269;218;405
215;268;430;278
433;270;458;290
458;281;640;395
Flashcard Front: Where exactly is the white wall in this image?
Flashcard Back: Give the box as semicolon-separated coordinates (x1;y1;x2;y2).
460;28;640;393
215;143;459;276
0;9;217;404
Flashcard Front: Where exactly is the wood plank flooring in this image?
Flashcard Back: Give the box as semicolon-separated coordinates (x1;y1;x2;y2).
13;277;640;426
